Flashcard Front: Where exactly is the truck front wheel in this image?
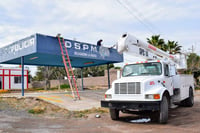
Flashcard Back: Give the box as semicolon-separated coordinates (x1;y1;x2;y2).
110;109;119;120
158;95;169;124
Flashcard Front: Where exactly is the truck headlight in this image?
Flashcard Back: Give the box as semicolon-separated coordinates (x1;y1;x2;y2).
105;94;112;99
145;94;160;99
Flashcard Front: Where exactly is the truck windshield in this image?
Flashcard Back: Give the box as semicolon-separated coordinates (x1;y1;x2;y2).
122;62;162;77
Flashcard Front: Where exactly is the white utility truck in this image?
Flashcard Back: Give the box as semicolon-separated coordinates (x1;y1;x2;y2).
101;33;194;124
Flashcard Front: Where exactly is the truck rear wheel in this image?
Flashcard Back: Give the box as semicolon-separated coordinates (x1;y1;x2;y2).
110;109;119;120
183;88;194;107
158;95;168;124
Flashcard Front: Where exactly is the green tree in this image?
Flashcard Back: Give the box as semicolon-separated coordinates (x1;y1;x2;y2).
33;64;114;89
147;35;166;51
187;53;200;72
185;53;200;86
74;64;114;78
33;66;55;90
33;66;44;81
43;66;54;90
166;40;182;54
28;70;32;83
50;67;67;90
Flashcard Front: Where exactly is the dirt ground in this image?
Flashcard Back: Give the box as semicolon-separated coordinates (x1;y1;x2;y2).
0;91;200;133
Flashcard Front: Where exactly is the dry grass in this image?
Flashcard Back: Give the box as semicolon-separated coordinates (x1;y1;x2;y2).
0;97;70;117
0;90;11;93
0;97;108;118
73;107;109;118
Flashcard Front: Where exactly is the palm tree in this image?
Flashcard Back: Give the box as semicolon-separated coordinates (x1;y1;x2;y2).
166;40;182;54
147;35;167;51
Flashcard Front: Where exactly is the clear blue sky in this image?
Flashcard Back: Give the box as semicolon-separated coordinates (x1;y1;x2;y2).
0;0;200;75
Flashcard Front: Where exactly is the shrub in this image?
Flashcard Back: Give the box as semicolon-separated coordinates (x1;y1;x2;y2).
60;84;70;89
28;106;45;114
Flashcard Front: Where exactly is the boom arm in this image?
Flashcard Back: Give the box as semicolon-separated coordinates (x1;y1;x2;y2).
117;33;187;69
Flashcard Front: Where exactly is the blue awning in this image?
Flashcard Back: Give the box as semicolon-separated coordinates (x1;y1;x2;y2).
0;33;123;68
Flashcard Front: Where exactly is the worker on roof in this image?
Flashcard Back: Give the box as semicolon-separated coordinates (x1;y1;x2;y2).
97;39;103;46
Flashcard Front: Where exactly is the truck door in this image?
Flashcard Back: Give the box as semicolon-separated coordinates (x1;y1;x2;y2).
164;64;173;96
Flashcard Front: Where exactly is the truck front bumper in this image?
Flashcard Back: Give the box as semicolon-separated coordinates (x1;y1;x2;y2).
101;100;160;111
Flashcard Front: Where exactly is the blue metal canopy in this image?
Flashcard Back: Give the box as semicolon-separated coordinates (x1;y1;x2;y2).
0;33;123;67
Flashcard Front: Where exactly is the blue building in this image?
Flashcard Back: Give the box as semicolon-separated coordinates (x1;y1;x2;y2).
0;33;123;95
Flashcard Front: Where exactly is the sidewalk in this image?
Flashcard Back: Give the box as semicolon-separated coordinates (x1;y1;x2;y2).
0;90;106;111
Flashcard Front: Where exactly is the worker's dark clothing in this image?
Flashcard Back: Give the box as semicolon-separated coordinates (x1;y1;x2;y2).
97;39;103;46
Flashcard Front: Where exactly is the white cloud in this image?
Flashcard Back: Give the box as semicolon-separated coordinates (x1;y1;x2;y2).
0;0;24;19
120;0;200;22
0;0;199;76
167;30;200;52
0;0;199;51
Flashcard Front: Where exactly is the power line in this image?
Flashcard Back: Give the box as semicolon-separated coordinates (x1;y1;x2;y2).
116;0;173;42
116;0;156;34
115;0;191;55
125;0;162;34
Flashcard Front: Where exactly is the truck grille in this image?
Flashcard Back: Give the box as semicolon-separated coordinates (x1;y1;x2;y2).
115;82;141;94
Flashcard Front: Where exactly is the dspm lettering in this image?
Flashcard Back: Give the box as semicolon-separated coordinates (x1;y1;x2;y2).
64;41;97;53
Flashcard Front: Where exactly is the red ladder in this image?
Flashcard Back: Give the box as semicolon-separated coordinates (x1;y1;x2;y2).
57;36;80;100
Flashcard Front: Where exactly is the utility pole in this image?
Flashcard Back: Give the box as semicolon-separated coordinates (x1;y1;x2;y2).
188;44;195;53
192;45;194;53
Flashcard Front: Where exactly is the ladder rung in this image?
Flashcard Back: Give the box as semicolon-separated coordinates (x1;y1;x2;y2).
58;36;80;100
61;53;67;57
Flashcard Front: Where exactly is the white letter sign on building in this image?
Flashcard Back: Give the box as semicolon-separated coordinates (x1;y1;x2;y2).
0;35;36;62
64;40;109;59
